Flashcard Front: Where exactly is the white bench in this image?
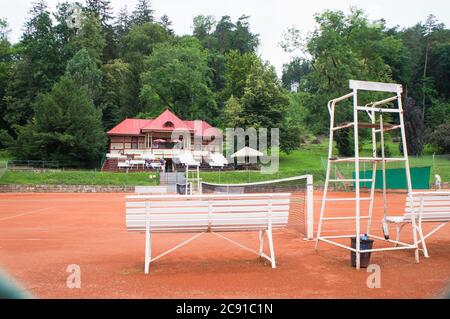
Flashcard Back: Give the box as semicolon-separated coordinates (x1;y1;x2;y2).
129;160;146;169
125;193;291;273
118;162;131;169
385;191;450;258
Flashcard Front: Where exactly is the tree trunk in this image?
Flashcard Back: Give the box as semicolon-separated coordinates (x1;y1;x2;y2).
422;39;430;123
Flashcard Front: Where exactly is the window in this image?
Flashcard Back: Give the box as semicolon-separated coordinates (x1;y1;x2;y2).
164;121;174;128
131;137;139;149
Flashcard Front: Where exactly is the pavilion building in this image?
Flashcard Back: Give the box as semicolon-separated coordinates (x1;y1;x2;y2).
103;109;223;171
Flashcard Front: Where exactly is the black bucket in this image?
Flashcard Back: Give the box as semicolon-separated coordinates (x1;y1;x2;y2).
351;237;374;268
176;183;191;195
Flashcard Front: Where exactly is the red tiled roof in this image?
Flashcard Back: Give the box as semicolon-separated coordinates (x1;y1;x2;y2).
107;109;220;137
107;119;152;136
141;109;190;132
185;120;221;137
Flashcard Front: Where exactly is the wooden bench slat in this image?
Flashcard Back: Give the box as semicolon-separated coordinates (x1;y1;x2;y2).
407;196;450;202
404;212;450;220
127;211;289;219
126;205;289;215
127;207;210;214
406;201;450;207
127;225;286;232
126;198;290;208
406;207;450;213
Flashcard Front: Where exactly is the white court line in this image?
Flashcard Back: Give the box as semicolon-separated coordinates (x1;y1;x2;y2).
0;207;54;222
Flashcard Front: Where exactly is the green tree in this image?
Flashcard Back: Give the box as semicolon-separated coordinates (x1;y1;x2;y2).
394;17;449;129
3;1;62;130
159;14;174;35
239;60;297;153
221;95;244;128
115;6;130;36
281;8;406;154
74;12;106;64
213;16;234;53
65;49;103;103
122;22;170;115
207;52;226;93
233;15;260;54
281;57;312;90
192;15;217;49
84;0;118;63
193;15;259;54
12;76;106;167
427;124;450;154
101;59;134;128
131;0;154;26
53;2;80;64
426;98;450;130
85;0;113;26
0;19;13;146
122;22;170;73
221;50;259;101
114;6;131;57
140;37;217;122
285;92;312;143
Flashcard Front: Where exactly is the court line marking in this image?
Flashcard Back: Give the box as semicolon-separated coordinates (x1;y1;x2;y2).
0;207;54;222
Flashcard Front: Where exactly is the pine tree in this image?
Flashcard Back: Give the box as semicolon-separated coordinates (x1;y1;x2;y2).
115;6;131;36
131;0;154;26
65;49;103;104
222;95;244;128
4;0;61;130
85;0;113;26
24;0;49;35
0;19;13;144
74;12;106;64
13;76;106;167
159;14;173;34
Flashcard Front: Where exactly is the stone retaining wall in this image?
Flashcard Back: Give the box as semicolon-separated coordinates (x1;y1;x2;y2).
0;184;134;193
0;183;447;193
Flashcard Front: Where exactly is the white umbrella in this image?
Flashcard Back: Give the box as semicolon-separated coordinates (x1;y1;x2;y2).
231;147;263;158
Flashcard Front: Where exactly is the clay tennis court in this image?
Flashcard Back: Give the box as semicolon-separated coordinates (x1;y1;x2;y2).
0;191;449;298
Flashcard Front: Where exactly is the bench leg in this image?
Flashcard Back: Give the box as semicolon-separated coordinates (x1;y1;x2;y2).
266;229;276;269
417;224;429;258
145;228;152;274
411;221;420;264
395;224;406;246
259;230;265;256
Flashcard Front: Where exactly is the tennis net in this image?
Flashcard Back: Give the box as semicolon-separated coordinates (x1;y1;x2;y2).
201;175;314;239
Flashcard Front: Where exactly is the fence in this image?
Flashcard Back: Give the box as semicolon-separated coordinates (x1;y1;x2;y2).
6;160;61;171
320;153;450;188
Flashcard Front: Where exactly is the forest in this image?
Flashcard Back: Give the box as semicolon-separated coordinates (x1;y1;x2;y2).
0;0;448;168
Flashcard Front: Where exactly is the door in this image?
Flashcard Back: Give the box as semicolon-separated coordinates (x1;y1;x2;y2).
165;159;173;172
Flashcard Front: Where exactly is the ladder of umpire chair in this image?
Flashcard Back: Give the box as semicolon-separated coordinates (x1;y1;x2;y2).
315;80;415;269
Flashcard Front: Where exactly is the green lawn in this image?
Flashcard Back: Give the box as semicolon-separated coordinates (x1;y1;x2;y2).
200;144;325;184
200;141;450;185
0;142;448;186
0;170;158;186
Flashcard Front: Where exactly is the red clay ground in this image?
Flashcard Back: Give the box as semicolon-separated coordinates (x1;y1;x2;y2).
0;191;449;299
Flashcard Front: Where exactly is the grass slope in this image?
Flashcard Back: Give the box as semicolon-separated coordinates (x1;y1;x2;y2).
0;141;448;186
0;170;158;186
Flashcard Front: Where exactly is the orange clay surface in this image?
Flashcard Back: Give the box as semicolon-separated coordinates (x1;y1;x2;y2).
0;191;449;299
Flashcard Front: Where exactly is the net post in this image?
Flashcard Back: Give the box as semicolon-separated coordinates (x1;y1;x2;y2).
306;174;314;240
